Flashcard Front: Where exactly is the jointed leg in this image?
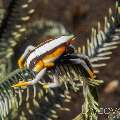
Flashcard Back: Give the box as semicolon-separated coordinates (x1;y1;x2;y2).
12;67;61;89
69;58;96;79
60;54;96;79
29;68;47;85
43;74;61;89
76;54;94;73
12;68;47;87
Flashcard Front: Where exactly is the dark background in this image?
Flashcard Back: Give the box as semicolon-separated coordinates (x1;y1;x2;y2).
0;0;120;119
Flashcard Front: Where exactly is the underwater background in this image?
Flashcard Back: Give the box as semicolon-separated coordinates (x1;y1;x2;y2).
0;0;119;120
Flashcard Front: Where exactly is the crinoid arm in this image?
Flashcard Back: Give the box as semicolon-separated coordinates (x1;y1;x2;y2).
0;0;36;75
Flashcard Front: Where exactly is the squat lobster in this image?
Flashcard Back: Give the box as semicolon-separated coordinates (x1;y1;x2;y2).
12;35;96;89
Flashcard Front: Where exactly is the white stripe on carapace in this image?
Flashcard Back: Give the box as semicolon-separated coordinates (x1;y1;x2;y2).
26;35;74;67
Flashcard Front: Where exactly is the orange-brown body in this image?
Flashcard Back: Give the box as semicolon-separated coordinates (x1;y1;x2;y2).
33;46;66;72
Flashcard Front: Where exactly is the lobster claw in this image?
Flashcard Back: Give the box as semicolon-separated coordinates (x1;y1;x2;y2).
12;81;30;88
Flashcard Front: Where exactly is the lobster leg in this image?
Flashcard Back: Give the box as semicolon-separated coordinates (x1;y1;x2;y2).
60;54;96;79
42;74;61;89
12;68;47;87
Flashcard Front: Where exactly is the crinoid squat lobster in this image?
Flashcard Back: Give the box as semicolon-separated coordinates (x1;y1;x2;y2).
12;35;96;89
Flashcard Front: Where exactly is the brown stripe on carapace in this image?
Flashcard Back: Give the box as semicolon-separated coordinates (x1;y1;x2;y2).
26;35;73;70
29;44;67;70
